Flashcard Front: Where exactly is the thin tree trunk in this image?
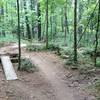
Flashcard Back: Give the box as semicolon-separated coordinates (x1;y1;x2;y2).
1;4;6;37
50;4;53;40
94;0;100;66
64;0;69;45
30;0;35;38
61;8;64;32
23;0;31;40
64;4;67;45
74;0;77;62
46;0;48;48
17;0;21;70
37;2;41;41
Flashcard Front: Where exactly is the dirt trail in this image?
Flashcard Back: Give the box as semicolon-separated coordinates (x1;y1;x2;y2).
0;44;95;100
30;53;74;100
24;52;92;100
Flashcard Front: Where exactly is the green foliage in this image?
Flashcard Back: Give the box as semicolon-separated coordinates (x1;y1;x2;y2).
0;0;99;72
26;43;46;52
90;80;100;99
60;47;73;55
20;58;38;72
26;44;37;51
79;47;94;55
47;43;60;51
96;58;100;68
95;81;100;91
0;34;17;43
87;78;100;99
0;0;98;49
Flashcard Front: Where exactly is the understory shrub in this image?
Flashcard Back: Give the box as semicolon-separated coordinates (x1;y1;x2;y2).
96;58;100;68
26;43;45;52
20;58;38;72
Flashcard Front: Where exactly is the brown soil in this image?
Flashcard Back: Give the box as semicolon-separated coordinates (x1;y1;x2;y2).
0;43;96;100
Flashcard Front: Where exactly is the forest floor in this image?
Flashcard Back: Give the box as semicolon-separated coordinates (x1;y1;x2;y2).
0;43;98;100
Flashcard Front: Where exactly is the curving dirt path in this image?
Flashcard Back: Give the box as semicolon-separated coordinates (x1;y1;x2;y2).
24;51;94;100
0;44;95;100
29;52;74;100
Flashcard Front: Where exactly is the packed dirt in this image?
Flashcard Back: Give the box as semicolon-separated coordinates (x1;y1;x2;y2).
0;43;97;100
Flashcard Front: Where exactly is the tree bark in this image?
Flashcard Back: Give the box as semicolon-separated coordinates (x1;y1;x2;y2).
94;0;100;66
74;0;78;62
30;0;35;38
37;2;41;40
17;0;21;70
46;0;49;48
23;0;31;40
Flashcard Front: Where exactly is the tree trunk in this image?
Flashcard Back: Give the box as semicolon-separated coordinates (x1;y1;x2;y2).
17;0;21;70
64;0;69;45
1;5;6;37
23;0;31;40
74;0;77;62
46;0;49;48
94;0;100;66
37;2;41;41
61;8;64;32
30;0;35;38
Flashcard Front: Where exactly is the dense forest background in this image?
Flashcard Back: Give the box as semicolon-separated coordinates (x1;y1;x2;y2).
0;0;100;66
0;0;100;99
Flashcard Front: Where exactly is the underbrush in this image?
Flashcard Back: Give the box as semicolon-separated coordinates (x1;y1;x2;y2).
0;34;30;47
26;43;46;52
26;42;100;73
96;58;100;68
20;58;38;73
0;42;5;47
0;34;17;43
89;80;100;100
